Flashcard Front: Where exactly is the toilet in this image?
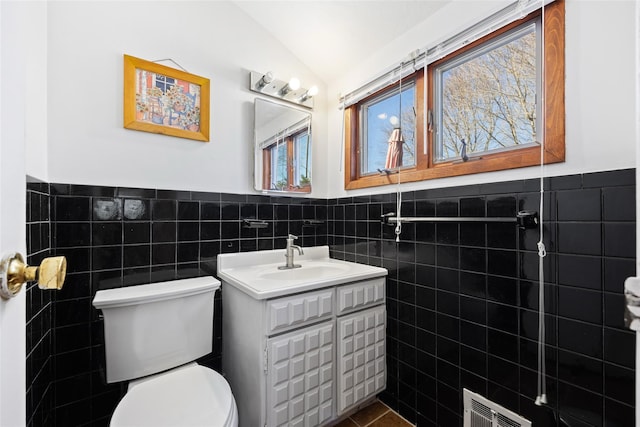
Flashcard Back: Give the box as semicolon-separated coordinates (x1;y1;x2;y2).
92;276;238;427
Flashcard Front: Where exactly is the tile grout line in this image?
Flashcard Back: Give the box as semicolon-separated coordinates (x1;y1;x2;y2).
373;401;416;426
347;399;416;427
359;408;390;426
346;400;390;427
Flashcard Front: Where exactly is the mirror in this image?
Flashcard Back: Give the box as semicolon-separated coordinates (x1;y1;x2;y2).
254;98;312;193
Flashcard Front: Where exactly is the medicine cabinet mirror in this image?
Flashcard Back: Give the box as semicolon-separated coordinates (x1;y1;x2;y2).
254;98;312;193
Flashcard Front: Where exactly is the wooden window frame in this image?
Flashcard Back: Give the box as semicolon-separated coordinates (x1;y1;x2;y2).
344;0;564;190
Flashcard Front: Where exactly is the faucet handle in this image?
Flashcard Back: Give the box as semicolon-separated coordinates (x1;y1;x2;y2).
288;234;298;240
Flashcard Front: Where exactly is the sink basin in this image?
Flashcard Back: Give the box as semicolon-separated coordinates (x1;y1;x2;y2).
259;262;351;281
217;246;387;299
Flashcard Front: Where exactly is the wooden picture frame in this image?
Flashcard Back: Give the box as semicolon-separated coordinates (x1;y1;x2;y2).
123;54;210;142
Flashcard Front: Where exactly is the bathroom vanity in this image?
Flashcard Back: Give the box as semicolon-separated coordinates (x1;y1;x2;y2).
217;246;387;427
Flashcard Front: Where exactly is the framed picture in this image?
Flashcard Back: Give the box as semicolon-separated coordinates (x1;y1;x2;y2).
123;54;210;142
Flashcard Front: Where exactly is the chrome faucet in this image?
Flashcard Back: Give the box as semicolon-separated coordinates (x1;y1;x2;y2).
279;234;304;270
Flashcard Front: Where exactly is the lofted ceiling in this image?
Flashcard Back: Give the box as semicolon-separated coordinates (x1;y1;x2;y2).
233;1;450;84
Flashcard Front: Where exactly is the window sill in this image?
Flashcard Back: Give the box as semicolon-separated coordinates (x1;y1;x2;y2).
344;144;564;190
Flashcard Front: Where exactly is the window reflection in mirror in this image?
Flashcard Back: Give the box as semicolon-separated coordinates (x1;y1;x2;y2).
254;99;311;193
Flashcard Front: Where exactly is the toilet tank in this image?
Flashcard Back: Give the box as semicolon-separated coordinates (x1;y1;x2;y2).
92;276;220;383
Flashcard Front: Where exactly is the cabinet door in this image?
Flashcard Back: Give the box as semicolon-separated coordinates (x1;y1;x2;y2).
266;322;334;427
336;305;386;415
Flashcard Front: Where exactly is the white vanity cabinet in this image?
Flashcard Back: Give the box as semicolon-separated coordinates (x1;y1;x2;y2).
218;247;387;427
221;269;386;427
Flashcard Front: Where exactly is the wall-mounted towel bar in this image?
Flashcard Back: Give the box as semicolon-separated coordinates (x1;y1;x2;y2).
381;210;538;229
243;219;269;229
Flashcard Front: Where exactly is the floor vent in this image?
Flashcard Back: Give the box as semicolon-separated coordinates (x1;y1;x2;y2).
463;389;532;427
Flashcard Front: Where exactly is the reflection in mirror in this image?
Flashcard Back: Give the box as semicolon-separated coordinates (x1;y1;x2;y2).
254;99;312;193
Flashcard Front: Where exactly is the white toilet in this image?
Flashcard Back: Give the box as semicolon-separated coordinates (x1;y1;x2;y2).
92;276;238;427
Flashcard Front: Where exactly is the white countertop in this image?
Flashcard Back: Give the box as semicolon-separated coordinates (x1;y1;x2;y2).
216;246;387;299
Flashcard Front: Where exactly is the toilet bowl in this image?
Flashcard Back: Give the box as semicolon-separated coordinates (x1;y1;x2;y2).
110;363;238;427
93;276;238;427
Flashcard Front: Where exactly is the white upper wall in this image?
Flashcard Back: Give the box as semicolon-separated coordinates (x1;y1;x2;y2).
31;1;637;198
326;0;637;198
24;1;48;180
41;1;327;196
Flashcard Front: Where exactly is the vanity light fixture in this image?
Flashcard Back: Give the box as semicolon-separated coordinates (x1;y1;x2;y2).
249;70;317;109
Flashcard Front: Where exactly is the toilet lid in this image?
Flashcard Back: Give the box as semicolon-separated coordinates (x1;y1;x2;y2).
111;364;236;427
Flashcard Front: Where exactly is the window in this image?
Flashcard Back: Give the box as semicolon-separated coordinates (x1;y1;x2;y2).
344;1;564;190
360;82;416;175
435;21;539;161
263;129;312;192
154;74;176;93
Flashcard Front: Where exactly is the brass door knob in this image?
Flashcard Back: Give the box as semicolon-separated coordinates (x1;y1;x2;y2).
0;253;67;299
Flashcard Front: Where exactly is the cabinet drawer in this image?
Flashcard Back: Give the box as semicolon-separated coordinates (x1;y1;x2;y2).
267;288;334;335
336;277;385;315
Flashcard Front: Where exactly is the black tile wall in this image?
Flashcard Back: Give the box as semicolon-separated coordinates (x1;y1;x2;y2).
329;169;635;427
27;183;327;426
26;177;54;427
25;168;635;427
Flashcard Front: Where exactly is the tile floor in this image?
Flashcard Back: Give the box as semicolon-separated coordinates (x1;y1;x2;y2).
334;400;414;427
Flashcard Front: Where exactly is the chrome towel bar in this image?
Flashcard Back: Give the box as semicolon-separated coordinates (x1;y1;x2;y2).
381;210;538;229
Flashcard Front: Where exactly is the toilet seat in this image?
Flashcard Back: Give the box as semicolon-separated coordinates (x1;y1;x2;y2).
110;363;238;427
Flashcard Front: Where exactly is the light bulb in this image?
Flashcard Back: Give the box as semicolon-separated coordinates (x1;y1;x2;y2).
280;77;301;96
300;85;319;102
288;78;301;91
389;116;399;126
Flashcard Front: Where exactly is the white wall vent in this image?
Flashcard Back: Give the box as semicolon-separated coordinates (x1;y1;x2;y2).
463;389;532;427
